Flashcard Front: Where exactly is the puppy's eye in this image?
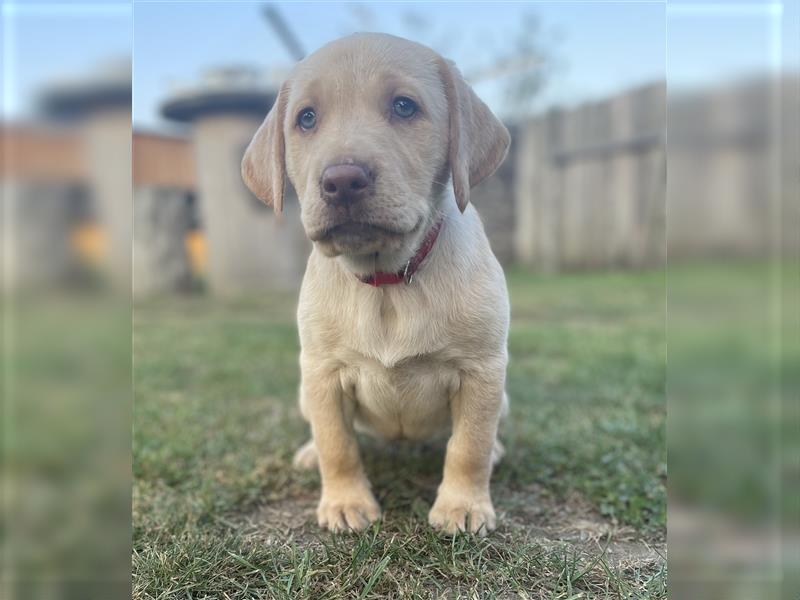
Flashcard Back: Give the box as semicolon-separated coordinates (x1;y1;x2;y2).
297;108;317;130
392;97;417;119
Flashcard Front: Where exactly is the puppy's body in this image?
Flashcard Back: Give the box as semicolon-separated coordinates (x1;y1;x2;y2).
243;33;511;534
298;200;509;443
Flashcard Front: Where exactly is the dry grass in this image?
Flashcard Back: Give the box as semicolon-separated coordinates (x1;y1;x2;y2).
133;268;666;599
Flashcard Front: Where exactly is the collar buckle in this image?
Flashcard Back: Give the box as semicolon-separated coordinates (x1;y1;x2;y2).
403;260;414;285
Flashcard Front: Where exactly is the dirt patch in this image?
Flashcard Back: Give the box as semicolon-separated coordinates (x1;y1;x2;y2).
234;483;665;573
235;494;321;546
499;485;665;570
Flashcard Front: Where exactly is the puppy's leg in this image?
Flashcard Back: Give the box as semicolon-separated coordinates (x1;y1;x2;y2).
292;439;318;470
491;391;509;467
429;366;504;536
491;438;505;467
303;366;380;532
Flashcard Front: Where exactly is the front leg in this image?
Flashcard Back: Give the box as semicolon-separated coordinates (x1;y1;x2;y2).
302;362;380;532
429;366;505;535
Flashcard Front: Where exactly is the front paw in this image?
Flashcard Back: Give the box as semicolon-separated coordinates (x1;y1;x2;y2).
317;485;381;532
428;490;496;536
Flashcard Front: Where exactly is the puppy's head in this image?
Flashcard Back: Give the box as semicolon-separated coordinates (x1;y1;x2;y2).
242;33;509;269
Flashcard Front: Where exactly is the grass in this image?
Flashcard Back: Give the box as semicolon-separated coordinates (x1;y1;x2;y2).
133;268;666;599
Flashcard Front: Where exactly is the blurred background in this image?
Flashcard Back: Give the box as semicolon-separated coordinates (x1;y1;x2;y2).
0;1;798;599
2;2;132;599
129;1;668;296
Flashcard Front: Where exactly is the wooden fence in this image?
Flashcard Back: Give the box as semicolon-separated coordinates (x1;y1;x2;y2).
512;82;666;270
506;75;798;271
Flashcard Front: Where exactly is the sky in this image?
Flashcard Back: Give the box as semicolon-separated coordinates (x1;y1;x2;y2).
2;1;797;130
2;1;132;118
132;1;667;130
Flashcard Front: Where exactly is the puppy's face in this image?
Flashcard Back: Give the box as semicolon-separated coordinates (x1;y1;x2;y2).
243;33;510;269
285;36;450;260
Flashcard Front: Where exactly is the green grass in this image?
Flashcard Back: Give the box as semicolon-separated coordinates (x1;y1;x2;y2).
133;268;666;599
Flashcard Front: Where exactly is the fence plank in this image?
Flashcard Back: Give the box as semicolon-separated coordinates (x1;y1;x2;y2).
514;82;667;270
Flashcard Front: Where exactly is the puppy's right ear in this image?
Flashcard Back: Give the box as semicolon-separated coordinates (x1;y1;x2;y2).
241;83;289;213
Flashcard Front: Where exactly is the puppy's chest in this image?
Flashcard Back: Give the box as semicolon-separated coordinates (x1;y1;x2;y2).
341;355;459;441
319;287;462;440
346;290;450;367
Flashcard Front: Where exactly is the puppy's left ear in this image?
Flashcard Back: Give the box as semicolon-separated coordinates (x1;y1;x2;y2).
437;58;510;212
241;82;289;213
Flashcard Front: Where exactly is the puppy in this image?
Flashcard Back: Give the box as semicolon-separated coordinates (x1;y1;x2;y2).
242;33;510;535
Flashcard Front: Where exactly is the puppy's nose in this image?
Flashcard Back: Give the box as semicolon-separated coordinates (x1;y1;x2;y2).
321;163;371;205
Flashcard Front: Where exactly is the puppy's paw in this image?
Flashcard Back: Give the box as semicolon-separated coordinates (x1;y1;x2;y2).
317;487;381;533
292;439;319;471
428;492;496;536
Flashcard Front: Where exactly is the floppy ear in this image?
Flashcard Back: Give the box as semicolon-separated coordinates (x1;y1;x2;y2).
436;58;511;212
241;83;289;213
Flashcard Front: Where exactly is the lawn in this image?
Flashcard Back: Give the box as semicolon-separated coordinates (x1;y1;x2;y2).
133;268;666;599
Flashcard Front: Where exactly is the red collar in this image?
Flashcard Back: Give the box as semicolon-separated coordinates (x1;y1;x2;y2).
358;218;444;287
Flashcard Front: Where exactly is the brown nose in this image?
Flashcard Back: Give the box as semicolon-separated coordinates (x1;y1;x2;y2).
321;163;371;205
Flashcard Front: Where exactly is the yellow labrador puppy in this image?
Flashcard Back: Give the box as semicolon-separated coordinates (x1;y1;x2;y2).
242;33;510;535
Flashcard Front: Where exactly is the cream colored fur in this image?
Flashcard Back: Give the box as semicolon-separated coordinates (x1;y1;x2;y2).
242;33;511;535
